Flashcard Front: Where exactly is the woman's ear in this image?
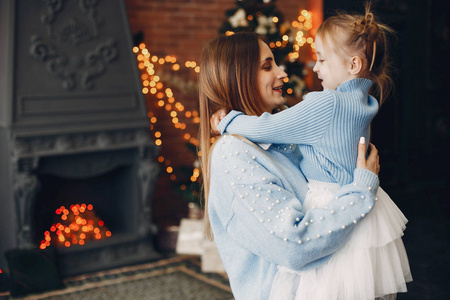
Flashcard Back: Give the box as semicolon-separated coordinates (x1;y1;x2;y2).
349;56;363;75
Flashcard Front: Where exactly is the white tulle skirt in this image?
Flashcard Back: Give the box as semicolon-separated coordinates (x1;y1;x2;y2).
269;181;413;300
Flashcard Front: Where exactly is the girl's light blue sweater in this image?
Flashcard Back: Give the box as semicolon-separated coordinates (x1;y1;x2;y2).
208;134;379;299
219;78;378;186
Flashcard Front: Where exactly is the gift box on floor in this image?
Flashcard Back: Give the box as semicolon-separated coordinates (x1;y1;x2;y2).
201;239;225;273
176;218;225;273
176;218;204;256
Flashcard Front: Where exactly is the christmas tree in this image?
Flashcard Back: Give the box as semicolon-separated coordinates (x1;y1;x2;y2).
219;0;312;100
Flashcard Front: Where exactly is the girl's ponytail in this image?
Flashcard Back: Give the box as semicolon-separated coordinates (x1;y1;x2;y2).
354;2;395;105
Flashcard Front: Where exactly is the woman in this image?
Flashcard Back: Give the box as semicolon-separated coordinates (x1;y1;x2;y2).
199;32;380;300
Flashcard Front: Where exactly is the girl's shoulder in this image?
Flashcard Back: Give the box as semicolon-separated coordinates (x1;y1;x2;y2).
299;89;337;111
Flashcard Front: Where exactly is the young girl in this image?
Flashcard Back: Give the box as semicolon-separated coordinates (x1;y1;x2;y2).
215;5;412;300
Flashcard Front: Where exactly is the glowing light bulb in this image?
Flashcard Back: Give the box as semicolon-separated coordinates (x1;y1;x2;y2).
193;168;200;177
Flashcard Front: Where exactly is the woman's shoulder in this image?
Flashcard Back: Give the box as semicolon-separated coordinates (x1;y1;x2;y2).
212;134;261;155
211;134;270;164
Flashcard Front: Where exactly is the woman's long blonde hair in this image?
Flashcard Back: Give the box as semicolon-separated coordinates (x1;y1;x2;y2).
198;32;267;240
317;2;395;104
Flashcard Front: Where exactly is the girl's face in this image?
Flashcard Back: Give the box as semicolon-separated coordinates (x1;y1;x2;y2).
258;41;287;112
313;35;352;90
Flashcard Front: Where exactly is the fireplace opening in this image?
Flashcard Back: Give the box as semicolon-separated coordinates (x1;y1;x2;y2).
32;150;140;249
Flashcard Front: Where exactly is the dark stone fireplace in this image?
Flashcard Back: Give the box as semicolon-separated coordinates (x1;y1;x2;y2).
0;0;161;277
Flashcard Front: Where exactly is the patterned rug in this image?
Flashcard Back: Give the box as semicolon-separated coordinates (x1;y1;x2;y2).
5;256;233;300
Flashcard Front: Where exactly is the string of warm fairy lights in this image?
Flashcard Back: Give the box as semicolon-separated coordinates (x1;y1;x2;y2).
289;10;315;60
133;44;203;188
225;9;313;52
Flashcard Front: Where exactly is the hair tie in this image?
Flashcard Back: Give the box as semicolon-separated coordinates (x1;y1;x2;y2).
355;12;377;41
365;12;374;27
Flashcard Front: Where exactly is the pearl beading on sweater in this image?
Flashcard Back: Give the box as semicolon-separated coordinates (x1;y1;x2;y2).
218;135;376;246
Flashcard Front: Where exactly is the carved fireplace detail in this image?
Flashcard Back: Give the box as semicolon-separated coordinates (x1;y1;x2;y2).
0;0;160;275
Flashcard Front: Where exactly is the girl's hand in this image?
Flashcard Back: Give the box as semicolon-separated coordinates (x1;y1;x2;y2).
210;109;227;135
356;137;380;176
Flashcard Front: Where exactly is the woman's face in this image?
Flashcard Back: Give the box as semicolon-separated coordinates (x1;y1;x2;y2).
258;41;287;112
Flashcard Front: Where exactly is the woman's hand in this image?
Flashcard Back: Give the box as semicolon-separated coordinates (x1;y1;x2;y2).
210;109;227;135
356;137;380;176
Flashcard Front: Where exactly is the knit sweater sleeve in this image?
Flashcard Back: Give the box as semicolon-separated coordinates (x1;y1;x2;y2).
219;90;335;145
211;135;379;270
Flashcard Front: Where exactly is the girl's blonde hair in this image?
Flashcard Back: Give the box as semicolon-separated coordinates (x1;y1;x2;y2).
317;2;395;104
198;32;267;240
